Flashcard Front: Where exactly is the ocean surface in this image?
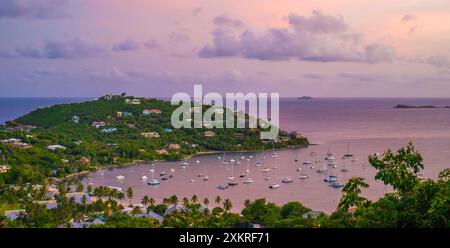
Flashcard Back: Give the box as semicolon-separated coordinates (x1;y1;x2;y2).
2;97;450;213
0;97;90;124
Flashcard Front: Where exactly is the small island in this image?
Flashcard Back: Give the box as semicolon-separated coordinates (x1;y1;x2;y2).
394;104;450;109
297;96;314;100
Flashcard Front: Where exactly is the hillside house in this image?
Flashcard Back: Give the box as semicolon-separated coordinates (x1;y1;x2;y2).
92;121;106;128
168;143;180;149
204;131;216;137
72;116;80;123
141;132;160;138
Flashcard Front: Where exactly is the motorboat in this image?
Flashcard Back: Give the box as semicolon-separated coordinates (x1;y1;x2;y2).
161;177;168;181
299;174;309;179
269;183;280;189
330;182;344;188
189;179;195;183
203;175;209;181
243;178;254;184
147;179;160;186
239;174;246;178
218;185;228;190
324;175;338;182
159;171;166;176
198;173;203;177
170;168;175;173
141;176;148;180
116;175;125;180
282;177;293;183
297;168;302;171
228;180;238;186
303;161;312;165
262;168;271;172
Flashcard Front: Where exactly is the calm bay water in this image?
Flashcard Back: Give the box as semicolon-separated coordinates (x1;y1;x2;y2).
2;97;450;213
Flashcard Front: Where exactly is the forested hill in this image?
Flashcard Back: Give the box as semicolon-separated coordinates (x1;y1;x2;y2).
0;95;308;184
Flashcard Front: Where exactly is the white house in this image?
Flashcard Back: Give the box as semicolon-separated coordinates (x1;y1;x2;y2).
47;145;67;151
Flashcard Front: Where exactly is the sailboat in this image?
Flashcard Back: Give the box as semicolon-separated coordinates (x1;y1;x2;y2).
294;149;299;162
325;147;333;160
341;158;349;172
243;159;254;184
228;163;236;181
116;175;125;180
147;164;160;186
221;152;228;164
316;164;327;173
343;142;354;158
203;163;209;181
181;160;189;168
271;143;278;158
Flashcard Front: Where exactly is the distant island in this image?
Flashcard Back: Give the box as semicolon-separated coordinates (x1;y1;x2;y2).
297;96;313;100
394;104;450;109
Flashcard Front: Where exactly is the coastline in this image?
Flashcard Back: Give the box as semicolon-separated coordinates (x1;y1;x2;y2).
70;144;310;179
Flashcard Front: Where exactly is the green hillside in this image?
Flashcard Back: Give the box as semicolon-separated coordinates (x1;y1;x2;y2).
0;95;308;185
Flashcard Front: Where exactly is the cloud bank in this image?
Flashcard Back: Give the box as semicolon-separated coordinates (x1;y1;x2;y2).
199;10;396;63
16;37;107;59
0;0;69;19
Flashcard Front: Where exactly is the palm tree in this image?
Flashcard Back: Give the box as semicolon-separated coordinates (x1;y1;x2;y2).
162;197;171;206
169;195;179;205
182;197;189;206
191;194;198;204
215;195;222;207
244;199;251;208
149;197;155;208
223;199;232;211
126;187;133;206
76;182;84;192
141;195;150;209
87;184;93;195
203;198;209;208
117;192;125;204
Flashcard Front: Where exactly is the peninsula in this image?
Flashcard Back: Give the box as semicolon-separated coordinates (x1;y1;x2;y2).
0;94;308;185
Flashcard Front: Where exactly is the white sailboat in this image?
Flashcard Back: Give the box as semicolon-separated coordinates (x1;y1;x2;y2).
341;157;349;172
181;160;189;168
271;143;278;158
147;164;160;186
221;152;228;164
203;163;209;181
116;175;125;180
243;159;254;184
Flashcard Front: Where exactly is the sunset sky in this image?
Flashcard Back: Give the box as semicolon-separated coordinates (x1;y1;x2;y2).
0;0;449;97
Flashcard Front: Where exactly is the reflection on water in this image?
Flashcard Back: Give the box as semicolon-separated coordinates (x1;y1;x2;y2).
84;147;391;213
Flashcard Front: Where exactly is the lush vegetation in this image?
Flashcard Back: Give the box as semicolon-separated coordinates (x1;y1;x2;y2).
1;144;449;228
0;95;308;186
